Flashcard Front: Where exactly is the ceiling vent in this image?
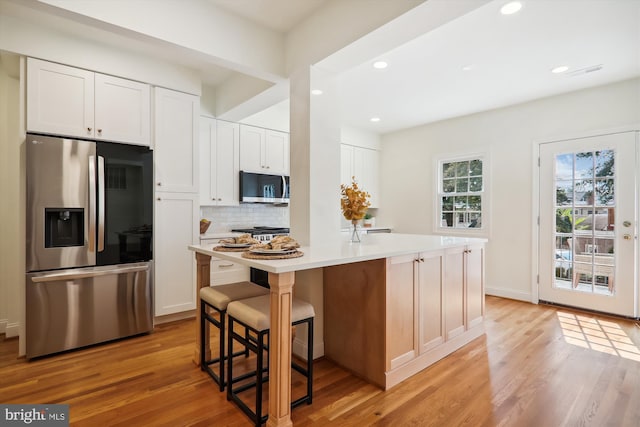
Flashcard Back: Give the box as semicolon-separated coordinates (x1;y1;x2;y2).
567;64;604;77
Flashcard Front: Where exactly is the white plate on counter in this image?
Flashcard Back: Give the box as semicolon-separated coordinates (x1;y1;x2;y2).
220;243;252;248
250;248;297;255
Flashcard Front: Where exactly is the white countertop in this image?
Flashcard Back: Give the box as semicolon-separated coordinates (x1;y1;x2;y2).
189;233;486;274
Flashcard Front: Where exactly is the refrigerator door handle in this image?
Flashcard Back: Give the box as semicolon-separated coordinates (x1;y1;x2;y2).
31;264;149;283
88;155;96;252
97;155;105;252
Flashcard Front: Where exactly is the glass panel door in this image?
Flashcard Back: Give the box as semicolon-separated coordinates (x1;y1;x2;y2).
539;132;637;317
554;150;616;295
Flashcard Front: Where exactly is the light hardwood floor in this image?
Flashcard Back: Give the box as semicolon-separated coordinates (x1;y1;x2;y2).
2;296;639;426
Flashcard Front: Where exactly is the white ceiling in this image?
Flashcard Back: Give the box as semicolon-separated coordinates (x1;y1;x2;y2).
207;0;328;32
12;0;638;134
335;0;640;134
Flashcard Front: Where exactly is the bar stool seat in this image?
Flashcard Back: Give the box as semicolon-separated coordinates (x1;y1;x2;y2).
227;294;314;426
200;281;269;391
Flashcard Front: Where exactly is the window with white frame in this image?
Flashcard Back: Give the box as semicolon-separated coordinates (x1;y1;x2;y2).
438;156;485;231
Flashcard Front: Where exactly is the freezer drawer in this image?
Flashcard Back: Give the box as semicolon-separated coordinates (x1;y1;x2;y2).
26;262;153;358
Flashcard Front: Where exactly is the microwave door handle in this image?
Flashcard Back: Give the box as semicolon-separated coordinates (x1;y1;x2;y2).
88;156;96;252
97;155;105;252
281;175;287;199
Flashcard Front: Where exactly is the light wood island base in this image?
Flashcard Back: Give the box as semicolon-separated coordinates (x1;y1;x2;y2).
324;244;485;390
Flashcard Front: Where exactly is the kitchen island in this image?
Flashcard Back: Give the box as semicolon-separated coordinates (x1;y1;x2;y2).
189;233;486;427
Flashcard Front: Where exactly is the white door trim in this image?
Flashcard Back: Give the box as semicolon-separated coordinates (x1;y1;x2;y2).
531;124;640;309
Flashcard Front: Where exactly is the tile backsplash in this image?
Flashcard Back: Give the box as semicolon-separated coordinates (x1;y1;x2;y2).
200;204;289;232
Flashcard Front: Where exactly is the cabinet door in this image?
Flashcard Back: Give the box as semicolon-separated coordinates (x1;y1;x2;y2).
239;124;264;172
340;144;354;185
94;73;150;145
386;254;418;370
444;246;466;340
418;251;444;353
352;146;379;208
362;148;379;208
465;244;484;329
265;129;289;175
154;192;198;316
154;87;199;193
199;117;215;205
27;57;94;138
215;121;240;205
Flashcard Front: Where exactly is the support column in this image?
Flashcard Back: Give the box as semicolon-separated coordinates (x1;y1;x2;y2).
289;65;342;247
267;271;295;427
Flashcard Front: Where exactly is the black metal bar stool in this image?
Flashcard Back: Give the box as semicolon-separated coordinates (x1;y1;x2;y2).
199;281;269;391
226;294;314;427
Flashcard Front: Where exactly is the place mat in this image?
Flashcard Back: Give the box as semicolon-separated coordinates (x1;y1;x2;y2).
242;250;304;260
213;246;249;252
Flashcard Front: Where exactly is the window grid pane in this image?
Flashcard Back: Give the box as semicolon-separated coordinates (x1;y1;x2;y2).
439;158;483;229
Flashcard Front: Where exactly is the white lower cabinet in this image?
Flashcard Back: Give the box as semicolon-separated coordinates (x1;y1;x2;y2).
200;237;249;285
154;192;199;316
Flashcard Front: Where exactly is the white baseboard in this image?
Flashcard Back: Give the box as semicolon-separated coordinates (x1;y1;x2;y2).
5;321;21;338
485;287;532;303
0;319;6;335
292;336;324;361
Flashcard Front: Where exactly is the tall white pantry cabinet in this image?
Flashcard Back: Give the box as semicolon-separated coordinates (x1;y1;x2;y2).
153;87;200;317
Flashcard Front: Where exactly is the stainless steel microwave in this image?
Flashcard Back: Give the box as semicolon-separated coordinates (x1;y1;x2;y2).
239;171;290;204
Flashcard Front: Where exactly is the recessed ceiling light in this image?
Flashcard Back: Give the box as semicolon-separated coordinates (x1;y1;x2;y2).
311;89;323;95
500;1;522;15
370;117;380;122
462;64;476;71
551;65;569;74
373;61;388;69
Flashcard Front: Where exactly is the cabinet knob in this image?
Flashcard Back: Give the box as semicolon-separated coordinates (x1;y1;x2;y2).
218;198;222;201
157;197;161;201
87;127;92;133
97;129;102;135
157;182;162;186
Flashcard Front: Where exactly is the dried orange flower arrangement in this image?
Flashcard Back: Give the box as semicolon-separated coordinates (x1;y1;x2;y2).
340;176;371;222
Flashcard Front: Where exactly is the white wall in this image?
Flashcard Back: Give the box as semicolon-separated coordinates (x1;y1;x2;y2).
379;78;640;302
341;125;381;150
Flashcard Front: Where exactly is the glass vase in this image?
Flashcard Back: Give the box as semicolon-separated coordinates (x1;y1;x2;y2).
350;220;361;243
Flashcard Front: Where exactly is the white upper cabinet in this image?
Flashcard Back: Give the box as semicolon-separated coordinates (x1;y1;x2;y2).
154;87;199;193
94;74;150;145
239;124;289;175
341;144;380;208
27;58;95;139
264;129;290;175
27;58;151;146
200;118;240;206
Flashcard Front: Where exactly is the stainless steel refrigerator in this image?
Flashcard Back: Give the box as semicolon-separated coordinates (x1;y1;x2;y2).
26;133;153;358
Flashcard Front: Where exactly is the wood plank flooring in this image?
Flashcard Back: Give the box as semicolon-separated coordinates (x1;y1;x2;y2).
2;296;639;426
